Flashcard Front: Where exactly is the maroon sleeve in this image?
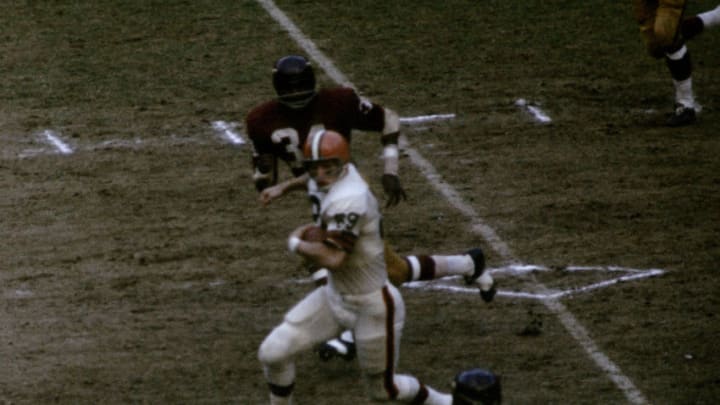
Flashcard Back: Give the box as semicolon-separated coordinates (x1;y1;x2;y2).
317;88;386;136
245;101;278;155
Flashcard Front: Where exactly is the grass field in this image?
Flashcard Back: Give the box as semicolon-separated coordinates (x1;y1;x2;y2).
2;1;719;404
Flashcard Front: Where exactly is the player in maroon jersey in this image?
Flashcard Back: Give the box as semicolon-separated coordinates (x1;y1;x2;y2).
246;55;406;207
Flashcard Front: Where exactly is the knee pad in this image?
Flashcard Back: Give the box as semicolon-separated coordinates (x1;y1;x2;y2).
258;325;298;388
258;323;297;366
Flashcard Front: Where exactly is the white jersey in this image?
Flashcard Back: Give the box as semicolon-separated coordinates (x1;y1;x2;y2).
312;164;387;295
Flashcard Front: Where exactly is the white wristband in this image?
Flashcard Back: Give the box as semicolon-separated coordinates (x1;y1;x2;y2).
311;268;329;281
383;144;399;176
288;236;301;253
383;144;399;159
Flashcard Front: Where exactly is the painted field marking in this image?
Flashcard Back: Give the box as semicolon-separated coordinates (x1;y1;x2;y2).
400;113;456;124
19;136;152;158
41;130;73;154
257;0;650;403
92;138;144;150
17;148;48;159
515;98;552;124
293;265;665;300
403;106;649;403
405;265;665;300
206;115;452;149
16;130;215;159
211;120;245;145
11;114;451;160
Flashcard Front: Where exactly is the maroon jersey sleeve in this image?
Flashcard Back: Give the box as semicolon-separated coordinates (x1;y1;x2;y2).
245;100;284;156
315;88;386;140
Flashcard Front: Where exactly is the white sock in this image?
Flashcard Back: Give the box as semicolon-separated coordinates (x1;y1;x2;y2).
424;386;453;405
699;5;720;28
431;255;474;278
324;338;351;355
392;376;452;405
664;46;698;110
406;255;422;281
673;78;696;110
340;329;354;343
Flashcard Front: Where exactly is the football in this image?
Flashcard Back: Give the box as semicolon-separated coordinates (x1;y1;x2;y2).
301;225;326;242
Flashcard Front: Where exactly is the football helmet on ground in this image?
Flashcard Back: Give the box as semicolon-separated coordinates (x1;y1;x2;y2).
452;368;502;405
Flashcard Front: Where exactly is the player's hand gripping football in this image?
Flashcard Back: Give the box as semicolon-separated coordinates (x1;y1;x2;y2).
381;174;407;208
289;223;317;241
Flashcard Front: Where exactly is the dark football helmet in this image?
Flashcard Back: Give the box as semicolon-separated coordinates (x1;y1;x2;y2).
272;55;317;109
452;368;502;405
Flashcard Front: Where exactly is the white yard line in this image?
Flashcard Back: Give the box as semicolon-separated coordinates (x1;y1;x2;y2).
211;120;245;145
257;0;650;403
399;113;456;124
256;0;353;88
515;98;552;123
404;266;665;300
42;130;73;154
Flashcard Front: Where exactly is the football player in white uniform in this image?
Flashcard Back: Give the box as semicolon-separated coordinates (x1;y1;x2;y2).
258;130;454;404
249;55;495;361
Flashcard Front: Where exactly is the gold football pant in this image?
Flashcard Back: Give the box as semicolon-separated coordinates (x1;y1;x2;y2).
385;243;411;287
634;0;687;57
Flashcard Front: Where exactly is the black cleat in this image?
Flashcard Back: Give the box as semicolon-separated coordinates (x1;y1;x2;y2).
666;103;696;127
480;282;497;303
464;248;486;285
316;338;356;362
465;248;497;303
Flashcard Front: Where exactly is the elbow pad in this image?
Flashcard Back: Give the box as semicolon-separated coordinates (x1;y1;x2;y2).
382;108;400;136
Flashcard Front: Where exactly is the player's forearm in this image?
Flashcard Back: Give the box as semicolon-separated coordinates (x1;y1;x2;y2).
382;141;399;176
380;108;401;176
379;113;407;206
279;173;310;194
259;173;310;206
295;241;346;271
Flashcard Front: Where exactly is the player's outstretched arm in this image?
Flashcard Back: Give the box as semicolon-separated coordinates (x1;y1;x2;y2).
380;108;407;207
259;173;309;206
